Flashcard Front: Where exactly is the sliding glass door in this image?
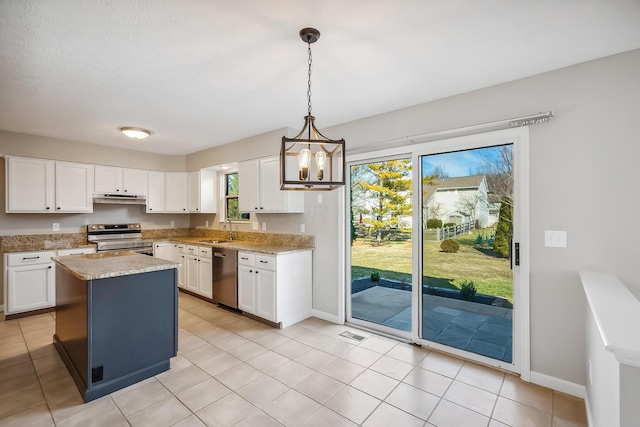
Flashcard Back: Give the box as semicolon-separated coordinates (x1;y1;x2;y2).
346;128;528;373
347;157;413;338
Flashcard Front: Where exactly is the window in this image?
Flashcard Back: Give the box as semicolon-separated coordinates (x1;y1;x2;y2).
225;172;250;221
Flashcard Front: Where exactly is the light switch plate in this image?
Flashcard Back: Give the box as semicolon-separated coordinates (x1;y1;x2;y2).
300;224;305;233
252;222;258;230
170;220;175;227
261;222;266;231
545;230;567;247
52;223;60;232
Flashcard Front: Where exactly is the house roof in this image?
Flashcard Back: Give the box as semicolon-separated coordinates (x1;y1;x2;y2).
423;175;486;203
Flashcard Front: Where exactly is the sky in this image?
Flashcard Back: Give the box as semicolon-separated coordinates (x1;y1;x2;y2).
421;144;511;178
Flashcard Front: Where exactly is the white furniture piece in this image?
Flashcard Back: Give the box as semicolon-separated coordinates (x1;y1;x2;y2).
184;245;213;299
188;170;217;213
238;156;304;213
154;242;185;289
237;249;312;327
6;156;94;213
146;171;165;213
94;166;148;195
165;172;189;213
3;246;96;316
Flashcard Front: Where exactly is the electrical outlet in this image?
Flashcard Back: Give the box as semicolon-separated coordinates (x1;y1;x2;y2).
252;222;258;230
544;230;566;247
170;221;175;228
317;194;323;204
262;222;266;231
205;220;209;227
52;223;60;232
300;224;305;233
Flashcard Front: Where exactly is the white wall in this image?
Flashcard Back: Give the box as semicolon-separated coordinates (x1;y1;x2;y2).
324;48;640;386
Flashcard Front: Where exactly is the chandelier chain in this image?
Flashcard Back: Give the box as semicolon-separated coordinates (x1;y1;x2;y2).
307;42;313;116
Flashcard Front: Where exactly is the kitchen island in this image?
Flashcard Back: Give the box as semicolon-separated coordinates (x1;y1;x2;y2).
52;251;179;402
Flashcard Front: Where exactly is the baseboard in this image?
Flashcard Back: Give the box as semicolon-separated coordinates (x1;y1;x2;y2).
310;309;342;324
530;371;586;398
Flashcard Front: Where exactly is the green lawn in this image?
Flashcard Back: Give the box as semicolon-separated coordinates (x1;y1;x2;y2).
351;228;513;302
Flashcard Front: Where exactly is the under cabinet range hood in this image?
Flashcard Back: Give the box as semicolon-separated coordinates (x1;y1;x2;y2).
93;193;146;205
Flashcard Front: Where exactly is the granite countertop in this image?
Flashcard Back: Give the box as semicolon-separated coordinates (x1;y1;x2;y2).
52;251;180;281
2;242;97;254
158;237;313;255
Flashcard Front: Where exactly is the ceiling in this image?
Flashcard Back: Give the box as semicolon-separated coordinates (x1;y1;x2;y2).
2;1;640;156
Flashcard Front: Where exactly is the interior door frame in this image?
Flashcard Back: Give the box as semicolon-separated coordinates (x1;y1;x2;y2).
345;127;530;378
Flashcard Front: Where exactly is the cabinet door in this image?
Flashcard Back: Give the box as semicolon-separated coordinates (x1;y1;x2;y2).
259;157;288;212
147;171;165;213
198;257;213;299
94;166;122;193
238;160;260;213
178;254;187;289
165;172;188;213
123;168;148;195
6;263;55;314
153;242;172;261
188;171;201;212
237;265;255;314
186;255;199;293
256;269;277;322
55;161;93;212
6;156;54;212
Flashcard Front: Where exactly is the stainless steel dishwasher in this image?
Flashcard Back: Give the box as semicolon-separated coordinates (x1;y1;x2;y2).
212;248;238;308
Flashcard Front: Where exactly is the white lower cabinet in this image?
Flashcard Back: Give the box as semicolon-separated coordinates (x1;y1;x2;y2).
4;247;96;316
177;244;186;289
237;250;312;327
4;251;56;315
184;245;213;298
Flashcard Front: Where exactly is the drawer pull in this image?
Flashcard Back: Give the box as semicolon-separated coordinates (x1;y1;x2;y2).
259;260;268;263
22;256;40;260
241;257;248;260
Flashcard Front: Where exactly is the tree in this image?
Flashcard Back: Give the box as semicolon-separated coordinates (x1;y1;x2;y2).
352;160;412;236
421;172;440;228
494;195;512;257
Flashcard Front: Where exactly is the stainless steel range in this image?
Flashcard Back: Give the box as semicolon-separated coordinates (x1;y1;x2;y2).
87;223;154;255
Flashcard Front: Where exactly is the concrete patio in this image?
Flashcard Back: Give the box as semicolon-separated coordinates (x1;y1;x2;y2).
351;286;513;363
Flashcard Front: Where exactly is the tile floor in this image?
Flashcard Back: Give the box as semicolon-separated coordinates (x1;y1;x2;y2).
0;293;587;426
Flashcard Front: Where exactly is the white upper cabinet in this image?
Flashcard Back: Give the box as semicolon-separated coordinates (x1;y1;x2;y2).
94;166;147;195
188;170;216;213
238;156;304;214
54;161;94;212
165;172;189;213
146;171;165;213
6;156;54;212
6;156;93;213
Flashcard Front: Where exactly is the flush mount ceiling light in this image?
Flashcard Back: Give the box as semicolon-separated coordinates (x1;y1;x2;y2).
280;28;345;191
120;127;150;140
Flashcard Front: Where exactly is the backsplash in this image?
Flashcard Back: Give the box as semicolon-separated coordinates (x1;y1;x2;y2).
1;228;314;252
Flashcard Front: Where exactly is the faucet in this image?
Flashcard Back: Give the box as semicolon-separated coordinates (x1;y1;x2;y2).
225;218;234;241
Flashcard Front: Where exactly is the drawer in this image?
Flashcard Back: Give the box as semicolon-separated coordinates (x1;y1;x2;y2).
7;251;56;267
57;247;96;256
177;244;186;253
238;252;255;267
198;246;212;258
186;245;198;255
256;254;275;271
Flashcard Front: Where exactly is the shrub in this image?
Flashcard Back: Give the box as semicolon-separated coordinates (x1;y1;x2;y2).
440;239;459;253
370;271;380;282
443;222;455;227
459;280;477;301
426;219;442;229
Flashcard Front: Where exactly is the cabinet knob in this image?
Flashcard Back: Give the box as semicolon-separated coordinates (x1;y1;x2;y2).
260;207;263;210
48;266;52;269
183;208;186;211
124;189;127;192
255;271;259;274
56;207;61;210
254;207;258;210
46;207;50;210
149;208;152;211
116;189;120;192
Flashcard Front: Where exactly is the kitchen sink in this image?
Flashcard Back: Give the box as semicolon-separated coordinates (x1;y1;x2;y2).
198;239;229;244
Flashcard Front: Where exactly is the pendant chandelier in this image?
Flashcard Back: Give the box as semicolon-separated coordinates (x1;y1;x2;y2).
280;28;345;191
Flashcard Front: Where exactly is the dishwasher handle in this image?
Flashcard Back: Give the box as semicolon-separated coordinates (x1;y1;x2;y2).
214;252;226;258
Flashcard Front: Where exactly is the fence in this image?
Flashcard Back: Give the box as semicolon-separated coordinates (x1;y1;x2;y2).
424;221;475;241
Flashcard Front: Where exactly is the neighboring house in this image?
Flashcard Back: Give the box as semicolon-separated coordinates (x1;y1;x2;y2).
423;175;489;228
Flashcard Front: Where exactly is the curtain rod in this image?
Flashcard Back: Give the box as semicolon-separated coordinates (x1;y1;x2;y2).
351;111;554;153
